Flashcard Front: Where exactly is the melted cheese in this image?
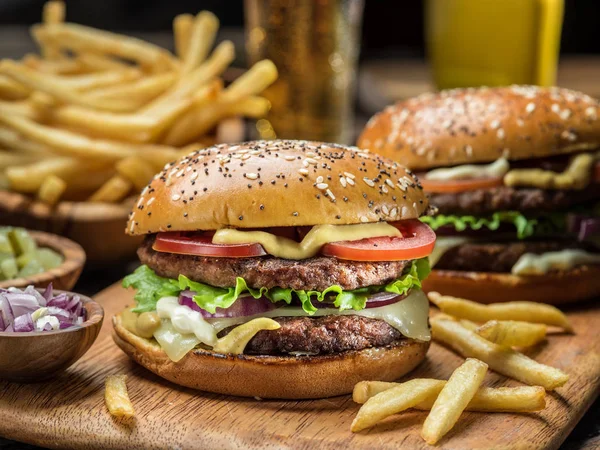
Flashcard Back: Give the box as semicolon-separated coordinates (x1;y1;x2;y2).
512;249;600;275
212;222;401;260
424;158;509;181
504;152;599;190
148;289;431;362
207;289;431;342
428;236;472;267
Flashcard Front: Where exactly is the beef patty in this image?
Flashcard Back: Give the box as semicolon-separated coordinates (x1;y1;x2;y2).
219;315;405;355
430;184;600;216
435;240;593;273
139;236;411;291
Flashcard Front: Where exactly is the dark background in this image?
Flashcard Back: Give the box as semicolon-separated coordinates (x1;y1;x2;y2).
0;0;599;59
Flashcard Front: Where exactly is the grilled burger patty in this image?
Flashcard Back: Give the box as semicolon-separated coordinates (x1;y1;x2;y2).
430;184;600;216
435;240;593;273
139;236;411;291
219;315;405;355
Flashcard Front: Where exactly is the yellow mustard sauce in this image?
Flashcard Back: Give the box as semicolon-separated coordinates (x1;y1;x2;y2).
212;222;401;260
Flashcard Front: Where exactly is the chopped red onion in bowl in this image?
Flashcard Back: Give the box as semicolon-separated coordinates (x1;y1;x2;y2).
0;283;86;333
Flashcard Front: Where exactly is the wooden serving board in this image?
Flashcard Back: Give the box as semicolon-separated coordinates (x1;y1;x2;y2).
0;282;598;450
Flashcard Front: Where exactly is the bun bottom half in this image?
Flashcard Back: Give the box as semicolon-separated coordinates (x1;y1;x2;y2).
422;265;600;305
112;313;430;399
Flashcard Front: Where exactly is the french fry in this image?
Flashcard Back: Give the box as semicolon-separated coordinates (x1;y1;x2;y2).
213;318;280;354
41;1;65;59
0;150;40;167
0;75;30;100
6;157;90;192
143;40;234;115
0;114;137;161
37;174;66;206
459;318;479;331
164;60;277;145
181;11;219;75
0;60;135;112
41;23;177;71
105;375;135;418
87;72;176;104
88;175;132;203
353;381;546;412
0;99;39;119
53;69;141;91
421;359;488;445
428;292;573;331
22;52;84;75
476;320;547;347
116;156;156;191
174;14;194;59
431;316;569;390
351;379;444;433
228;96;271;118
76;53;133;72
0;126;53;155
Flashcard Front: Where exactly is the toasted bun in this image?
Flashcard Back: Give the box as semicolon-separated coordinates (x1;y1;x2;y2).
112;313;430;399
358;86;600;170
127;140;429;235
422;265;600;305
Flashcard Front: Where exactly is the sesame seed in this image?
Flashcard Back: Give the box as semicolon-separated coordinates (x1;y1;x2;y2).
516;119;525;127
465;145;473;157
560;109;572;120
401;206;409;217
390;207;398;217
305;158;317;165
298;168;309;176
284;155;295;161
490;119;500;129
363;177;375;187
326;189;336;201
346;177;355;186
191;172;198;180
343;172;355;179
171;194;181;201
316;183;329;190
382;205;389;215
382;185;389;194
525;102;536;114
260;204;265;210
551;103;560;113
340;177;347;187
496;128;505;139
561;130;577;142
385;179;395;189
245;172;258;180
316;176;324;184
585;107;597;119
360;216;369;223
147;197;155;205
238;215;243;220
292;212;299;216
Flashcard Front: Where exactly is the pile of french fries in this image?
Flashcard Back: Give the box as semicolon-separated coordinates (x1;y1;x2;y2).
351;292;573;445
0;1;277;205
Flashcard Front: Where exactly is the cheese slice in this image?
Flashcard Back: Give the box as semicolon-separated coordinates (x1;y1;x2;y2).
512;249;600;275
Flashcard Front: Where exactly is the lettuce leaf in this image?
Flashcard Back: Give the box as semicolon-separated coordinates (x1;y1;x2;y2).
122;258;430;315
122;264;180;313
421;211;541;239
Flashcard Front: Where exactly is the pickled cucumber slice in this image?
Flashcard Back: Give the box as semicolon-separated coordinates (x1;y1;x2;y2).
36;248;63;270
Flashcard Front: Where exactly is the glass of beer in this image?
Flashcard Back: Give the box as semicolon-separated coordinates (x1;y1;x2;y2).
245;0;365;144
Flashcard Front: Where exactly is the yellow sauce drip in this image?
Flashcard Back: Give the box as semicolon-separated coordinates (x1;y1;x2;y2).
504;152;598;190
425;158;509;181
212;222;401;260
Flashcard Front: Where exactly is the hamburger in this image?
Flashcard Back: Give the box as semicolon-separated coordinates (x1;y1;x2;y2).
358;85;600;305
113;140;436;399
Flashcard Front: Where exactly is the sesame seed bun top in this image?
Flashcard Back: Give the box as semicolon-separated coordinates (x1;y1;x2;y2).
127;140;430;235
357;85;600;171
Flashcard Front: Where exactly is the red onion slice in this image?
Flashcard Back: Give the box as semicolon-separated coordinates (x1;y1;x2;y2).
13;313;34;332
179;291;281;318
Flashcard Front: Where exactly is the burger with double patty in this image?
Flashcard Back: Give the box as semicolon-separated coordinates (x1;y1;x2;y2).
358;85;600;304
113;140;436;399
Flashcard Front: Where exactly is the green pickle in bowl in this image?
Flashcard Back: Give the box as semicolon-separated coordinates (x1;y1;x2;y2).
0;227;63;281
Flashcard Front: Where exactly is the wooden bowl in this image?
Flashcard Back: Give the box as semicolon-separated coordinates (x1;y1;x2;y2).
0;190;143;266
0;230;86;291
0;291;103;382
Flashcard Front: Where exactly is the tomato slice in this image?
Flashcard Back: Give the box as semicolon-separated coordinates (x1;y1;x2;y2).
153;232;267;258
322;219;436;261
418;175;503;194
